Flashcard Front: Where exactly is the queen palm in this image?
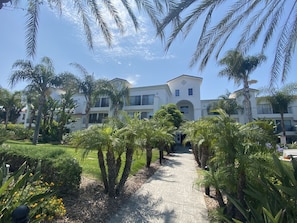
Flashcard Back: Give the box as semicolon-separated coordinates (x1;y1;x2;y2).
99;81;130;117
208;91;242;116
219;50;266;122
157;1;296;85
70;63;108;128
260;83;297;144
9;56;60;144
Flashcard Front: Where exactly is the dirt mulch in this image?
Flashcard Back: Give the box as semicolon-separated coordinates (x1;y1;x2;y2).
54;159;219;223
54;161;161;223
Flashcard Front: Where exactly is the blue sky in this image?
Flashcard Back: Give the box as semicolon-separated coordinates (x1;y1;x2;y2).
1;2;296;100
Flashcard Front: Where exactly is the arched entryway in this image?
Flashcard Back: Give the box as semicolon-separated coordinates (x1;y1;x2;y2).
176;100;194;120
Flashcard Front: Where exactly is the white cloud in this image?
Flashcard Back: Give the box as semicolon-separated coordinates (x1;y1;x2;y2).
126;74;140;85
49;0;174;62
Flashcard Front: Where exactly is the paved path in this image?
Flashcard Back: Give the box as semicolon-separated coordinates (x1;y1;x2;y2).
108;146;209;223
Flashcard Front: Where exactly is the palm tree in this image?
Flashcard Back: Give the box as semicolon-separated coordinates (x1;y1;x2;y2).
259;83;297;144
0;89;22;129
99;81;130;117
157;1;296;85
208;91;242;116
22;89;39;129
70;63;108;128
10;56;60;144
218;50;266;122
5;0;163;58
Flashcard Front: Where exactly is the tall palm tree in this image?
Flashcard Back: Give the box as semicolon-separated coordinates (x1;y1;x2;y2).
259;83;297;144
218;50;266;122
5;0;164;58
99;81;130;117
0;89;22;129
9;56;60;144
157;1;296;85
70;63;108;128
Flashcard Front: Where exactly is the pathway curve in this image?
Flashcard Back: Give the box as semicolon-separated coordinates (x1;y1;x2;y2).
108;146;209;223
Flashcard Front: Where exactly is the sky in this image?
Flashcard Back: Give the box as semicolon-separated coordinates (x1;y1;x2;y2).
1;1;296;100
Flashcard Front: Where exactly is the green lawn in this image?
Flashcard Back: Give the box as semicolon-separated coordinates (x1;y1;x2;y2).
5;140;159;180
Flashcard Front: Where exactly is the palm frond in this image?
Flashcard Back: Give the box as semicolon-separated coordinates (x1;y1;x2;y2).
25;0;40;58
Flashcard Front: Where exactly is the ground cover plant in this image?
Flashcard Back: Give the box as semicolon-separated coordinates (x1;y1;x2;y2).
0;161;66;222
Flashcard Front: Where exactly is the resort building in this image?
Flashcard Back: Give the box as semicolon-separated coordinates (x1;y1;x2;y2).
18;74;297;142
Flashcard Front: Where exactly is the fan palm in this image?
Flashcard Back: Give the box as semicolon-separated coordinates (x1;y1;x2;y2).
157;0;297;85
9;56;60;144
219;50;266;122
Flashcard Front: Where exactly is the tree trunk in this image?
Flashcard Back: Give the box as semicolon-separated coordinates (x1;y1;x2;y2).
32;97;45;145
280;112;286;144
201;145;209;169
97;150;108;193
243;78;252;123
5;108;9;130
216;189;225;208
106;148;116;197
116;147;134;195
85;101;90;129
235;169;246;221
146;147;152;168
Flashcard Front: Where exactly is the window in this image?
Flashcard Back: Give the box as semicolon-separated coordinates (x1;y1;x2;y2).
101;98;109;107
257;104;272;114
175;89;180;96
276;120;292;132
142;95;154;105
129;95;141;105
180;106;189;114
188;88;193;96
95;98;109;107
89;113;97;123
98;113;108;123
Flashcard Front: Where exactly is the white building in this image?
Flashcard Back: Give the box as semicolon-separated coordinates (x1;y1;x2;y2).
17;74;297;142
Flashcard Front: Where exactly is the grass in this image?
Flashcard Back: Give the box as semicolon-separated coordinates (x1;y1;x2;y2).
4;140;159;180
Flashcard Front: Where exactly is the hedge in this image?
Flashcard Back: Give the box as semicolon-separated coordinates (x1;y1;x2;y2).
0;145;82;196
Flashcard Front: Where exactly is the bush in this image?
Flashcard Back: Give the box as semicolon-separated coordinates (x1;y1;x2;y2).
0;144;82;196
6;124;34;140
0;162;66;222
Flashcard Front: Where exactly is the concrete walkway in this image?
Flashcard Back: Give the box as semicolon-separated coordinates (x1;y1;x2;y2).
108;146;209;223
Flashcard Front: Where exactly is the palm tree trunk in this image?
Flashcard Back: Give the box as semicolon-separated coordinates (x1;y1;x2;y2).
85;101;91;129
280;112;286;144
146;147;152;168
243;78;252;123
106;148;116;197
97;149;108;193
116;147;134;195
32;97;45;145
5;108;9;130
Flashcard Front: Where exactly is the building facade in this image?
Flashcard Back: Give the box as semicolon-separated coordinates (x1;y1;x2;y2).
17;74;297;142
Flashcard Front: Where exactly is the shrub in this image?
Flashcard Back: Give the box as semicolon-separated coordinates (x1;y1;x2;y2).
0;162;66;222
6;124;34;140
0;144;82;196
